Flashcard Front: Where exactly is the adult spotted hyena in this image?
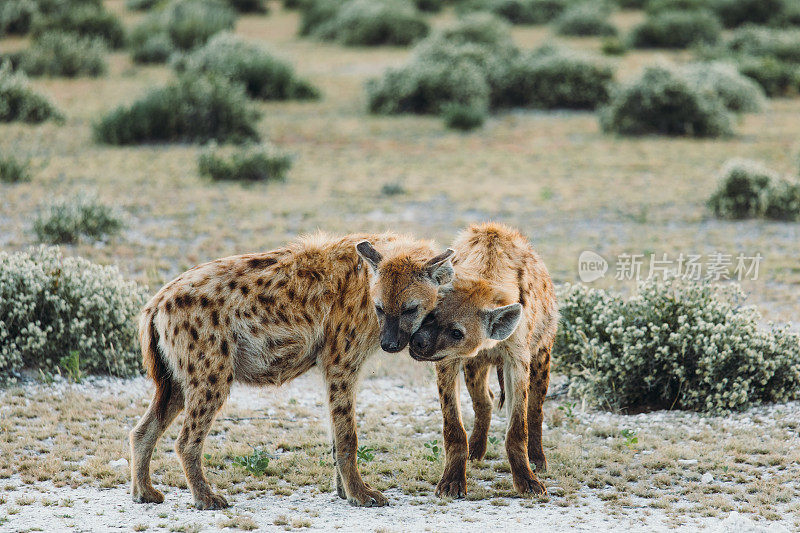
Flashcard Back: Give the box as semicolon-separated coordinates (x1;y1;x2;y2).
406;222;558;497
130;232;455;509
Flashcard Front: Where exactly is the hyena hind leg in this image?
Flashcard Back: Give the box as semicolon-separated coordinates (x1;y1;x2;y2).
130;381;185;504
176;373;233;510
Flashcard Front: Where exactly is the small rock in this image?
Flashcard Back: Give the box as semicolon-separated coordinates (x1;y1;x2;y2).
109;458;128;469
701;472;713;484
547;486;565;496
678;459;698;466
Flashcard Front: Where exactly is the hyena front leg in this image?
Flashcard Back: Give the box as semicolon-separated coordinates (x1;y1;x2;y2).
435;360;468;498
463;359;491;462
176;363;233;510
504;356;546;495
331;438;346;500
326;365;388;507
130;381;185;503
527;343;552;473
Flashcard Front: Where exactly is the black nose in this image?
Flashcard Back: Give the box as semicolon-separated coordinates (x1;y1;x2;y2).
411;335;426;352
382;341;400;352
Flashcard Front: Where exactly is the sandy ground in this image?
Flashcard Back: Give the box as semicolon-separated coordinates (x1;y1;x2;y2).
2;371;797;532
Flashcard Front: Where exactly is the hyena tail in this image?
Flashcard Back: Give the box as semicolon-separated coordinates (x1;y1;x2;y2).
139;308;173;421
496;364;505;410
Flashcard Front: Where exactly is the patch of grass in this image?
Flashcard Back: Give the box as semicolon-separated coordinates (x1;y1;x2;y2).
0;154;30;183
198;144;292;183
93;73;260;145
33;192;124;244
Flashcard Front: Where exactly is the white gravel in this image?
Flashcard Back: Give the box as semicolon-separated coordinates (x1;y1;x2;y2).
1;373;796;532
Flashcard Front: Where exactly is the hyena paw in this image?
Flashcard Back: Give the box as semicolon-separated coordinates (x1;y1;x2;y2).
346;485;388;507
435;473;467;499
514;473;546;496
132;485;164;504
335;474;347;500
194;492;229;510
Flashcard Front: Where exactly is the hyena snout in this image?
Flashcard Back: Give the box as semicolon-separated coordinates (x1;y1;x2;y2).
379;316;409;353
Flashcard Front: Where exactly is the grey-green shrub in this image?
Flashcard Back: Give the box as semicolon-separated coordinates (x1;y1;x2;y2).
725;26;800;63
299;0;339;36
0;246;147;382
601;36;627;55
711;0;786;28
17;32;107;77
555;277;800;414
708;159;800;221
0;154;30;183
307;0;429;46
31;2;126;48
681;61;765;113
34;193;124;244
554;3;618;37
439;12;515;49
442;102;487;130
645;0;709;14
130;0;237;63
629;10;721;48
228;0;268;12
461;0;570;25
736;56;800;97
0;0;37;35
126;0;162;10
414;0;443;13
198;144;293;182
93;74;260;145
499;46;615;109
0;61;63;124
174;33;319;100
600;65;733;137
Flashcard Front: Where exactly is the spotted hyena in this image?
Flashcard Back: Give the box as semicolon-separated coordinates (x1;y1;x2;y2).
406;222;558;497
129;232;455;509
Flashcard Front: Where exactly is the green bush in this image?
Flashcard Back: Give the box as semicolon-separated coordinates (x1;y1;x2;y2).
711;0;786;28
309;0;429;46
554;3;618;37
681;62;765;112
299;0;339;35
198;144;293;182
93;74;260;145
0;61;63;124
499;46;615;109
601;36;627;55
616;0;647;7
439;12;515;49
414;0;443;13
0;0;38;35
34;193;124;244
130;0;237;63
442;102;487;130
725;26;800;63
228;0;268;12
0;154;30;183
16;32;107;77
0;246;147;382
468;0;570;25
708;159;800;221
736;56;800;97
31;3;125;48
126;0;162;10
555;277;800;414
174;33;319;100
629;10;721;48
645;0;709;14
600;65;733;137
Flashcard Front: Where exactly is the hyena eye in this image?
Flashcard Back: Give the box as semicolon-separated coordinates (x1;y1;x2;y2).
450;329;464;340
375;305;385;316
402;305;418;316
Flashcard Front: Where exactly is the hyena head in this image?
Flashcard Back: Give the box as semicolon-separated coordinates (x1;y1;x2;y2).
356;240;455;353
408;277;522;362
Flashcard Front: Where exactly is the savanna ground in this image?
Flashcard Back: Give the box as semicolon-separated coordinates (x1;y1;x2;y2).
1;1;800;531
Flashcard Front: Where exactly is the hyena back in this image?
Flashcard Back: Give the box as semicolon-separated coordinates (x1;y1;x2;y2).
130;232;454;509
407;222;558;497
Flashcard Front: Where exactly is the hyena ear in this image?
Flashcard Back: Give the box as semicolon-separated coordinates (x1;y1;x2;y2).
356;240;383;272
425;248;455;285
483;303;522;341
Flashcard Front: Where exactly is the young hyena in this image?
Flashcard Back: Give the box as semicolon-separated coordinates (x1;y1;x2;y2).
130;232;455;509
406;222;558;497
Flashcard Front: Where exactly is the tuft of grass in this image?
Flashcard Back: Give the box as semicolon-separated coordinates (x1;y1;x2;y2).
59;350;82;384
33;192;124;244
0;154;30;183
198;144;292;183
